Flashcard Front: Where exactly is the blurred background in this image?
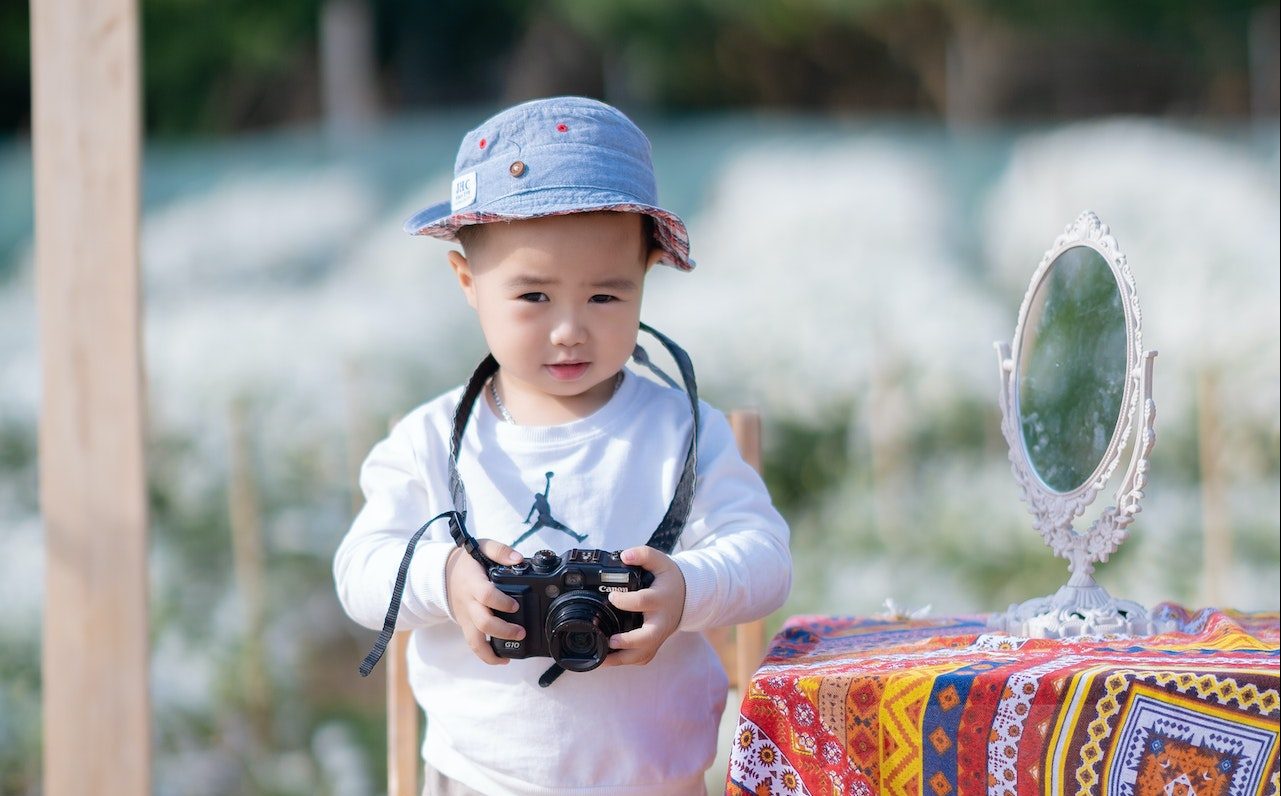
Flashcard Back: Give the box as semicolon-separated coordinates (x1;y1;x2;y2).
2;1;1278;793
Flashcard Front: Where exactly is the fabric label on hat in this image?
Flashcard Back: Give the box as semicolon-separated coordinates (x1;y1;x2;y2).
451;172;477;211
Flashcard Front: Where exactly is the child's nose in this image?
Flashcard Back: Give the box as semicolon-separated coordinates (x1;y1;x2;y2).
549;311;587;347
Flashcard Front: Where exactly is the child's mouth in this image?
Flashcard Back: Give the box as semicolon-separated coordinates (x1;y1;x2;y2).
546;362;590;381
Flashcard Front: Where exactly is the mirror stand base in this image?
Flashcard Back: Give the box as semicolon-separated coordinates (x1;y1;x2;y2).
989;576;1177;639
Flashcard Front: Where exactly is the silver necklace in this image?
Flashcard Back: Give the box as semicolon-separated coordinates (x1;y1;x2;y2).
489;372;623;425
489;377;516;424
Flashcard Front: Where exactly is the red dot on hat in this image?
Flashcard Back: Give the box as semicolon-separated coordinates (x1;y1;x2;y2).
479;138;487;149
556;123;568;133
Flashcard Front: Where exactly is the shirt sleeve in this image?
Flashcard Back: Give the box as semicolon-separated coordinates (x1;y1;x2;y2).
671;404;793;632
333;410;459;632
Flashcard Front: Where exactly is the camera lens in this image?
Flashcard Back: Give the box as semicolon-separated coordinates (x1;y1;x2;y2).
566;631;595;655
545;593;622;672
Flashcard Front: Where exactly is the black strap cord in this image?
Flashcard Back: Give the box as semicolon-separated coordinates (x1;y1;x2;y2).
637;322;700;554
630;343;680;389
358;509;461;677
447;354;500;545
538;666;567;688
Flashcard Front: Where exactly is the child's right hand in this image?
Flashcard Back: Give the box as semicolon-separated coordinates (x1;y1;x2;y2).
445;541;527;665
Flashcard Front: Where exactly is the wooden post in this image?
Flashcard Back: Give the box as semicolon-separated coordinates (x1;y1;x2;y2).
387;631;420;796
320;0;381;141
1197;369;1230;606
31;0;148;793
228;400;272;743
344;360;376;517
867;359;905;546
728;410;767;694
381;413;419;796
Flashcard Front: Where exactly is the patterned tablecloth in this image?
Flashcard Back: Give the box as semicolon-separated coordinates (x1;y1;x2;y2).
725;604;1279;796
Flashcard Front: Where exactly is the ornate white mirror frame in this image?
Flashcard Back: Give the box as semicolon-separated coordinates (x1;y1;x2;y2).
991;210;1164;638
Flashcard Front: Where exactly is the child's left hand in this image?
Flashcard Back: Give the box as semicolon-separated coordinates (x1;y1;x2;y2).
602;546;686;667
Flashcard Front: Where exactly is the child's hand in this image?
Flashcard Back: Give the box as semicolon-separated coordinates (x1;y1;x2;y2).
445;541;526;665
602;546;686;667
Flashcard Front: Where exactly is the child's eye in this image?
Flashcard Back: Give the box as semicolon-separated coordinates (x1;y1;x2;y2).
589;294;617;304
518;292;548;303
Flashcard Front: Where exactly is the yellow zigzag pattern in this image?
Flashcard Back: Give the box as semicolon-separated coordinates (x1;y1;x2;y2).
880;663;960;795
1136;670;1281;715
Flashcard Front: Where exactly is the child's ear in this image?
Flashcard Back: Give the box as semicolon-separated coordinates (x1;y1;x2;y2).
644;247;664;272
447;250;479;309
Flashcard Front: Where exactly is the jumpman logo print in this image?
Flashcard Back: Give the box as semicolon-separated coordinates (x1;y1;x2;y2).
512;471;587;547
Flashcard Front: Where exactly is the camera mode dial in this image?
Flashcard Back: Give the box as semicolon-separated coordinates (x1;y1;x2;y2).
532;549;560;573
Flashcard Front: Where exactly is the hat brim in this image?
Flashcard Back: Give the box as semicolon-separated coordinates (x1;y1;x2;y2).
403;194;694;272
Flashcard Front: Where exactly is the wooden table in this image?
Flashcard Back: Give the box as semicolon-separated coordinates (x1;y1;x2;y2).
725;604;1279;796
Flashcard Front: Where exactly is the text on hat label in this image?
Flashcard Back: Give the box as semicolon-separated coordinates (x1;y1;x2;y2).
451;172;477;212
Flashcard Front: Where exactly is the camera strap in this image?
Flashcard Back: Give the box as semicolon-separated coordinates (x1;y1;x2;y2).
358;324;699;679
632;323;701;553
357;505;501;677
357;508;461;677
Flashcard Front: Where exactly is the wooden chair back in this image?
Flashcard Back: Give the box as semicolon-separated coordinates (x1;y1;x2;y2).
384;409;768;796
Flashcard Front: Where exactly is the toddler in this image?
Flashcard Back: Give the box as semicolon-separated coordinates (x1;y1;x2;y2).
334;96;791;795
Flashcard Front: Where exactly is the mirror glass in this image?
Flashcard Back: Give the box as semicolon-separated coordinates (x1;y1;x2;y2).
1017;245;1127;493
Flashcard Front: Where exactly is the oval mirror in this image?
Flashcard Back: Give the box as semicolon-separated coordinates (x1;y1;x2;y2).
1016;245;1128;494
991;211;1162;638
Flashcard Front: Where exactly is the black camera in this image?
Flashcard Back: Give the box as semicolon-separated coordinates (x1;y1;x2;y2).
487;548;654;671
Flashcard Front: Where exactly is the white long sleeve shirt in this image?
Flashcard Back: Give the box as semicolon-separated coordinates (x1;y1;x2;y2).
334;368;792;795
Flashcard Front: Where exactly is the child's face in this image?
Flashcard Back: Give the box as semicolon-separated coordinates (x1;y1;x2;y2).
448;212;663;423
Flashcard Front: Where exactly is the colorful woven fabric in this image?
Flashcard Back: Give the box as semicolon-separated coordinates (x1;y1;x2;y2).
726;604;1279;796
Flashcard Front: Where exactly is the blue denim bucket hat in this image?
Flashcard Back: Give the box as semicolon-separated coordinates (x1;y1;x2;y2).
404;96;694;271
